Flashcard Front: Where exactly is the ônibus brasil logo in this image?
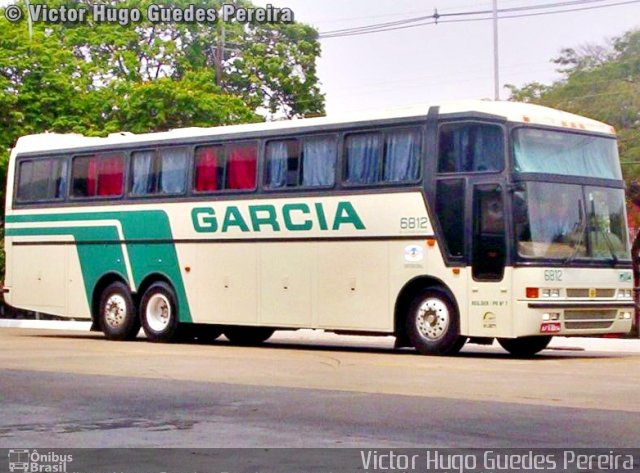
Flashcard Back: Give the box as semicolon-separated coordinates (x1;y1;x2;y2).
8;449;73;473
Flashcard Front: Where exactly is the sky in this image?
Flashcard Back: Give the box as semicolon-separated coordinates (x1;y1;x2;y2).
254;0;640;115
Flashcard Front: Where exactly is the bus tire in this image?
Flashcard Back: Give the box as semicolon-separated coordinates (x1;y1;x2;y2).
224;326;275;345
406;288;466;355
99;281;140;341
140;282;180;343
498;336;552;357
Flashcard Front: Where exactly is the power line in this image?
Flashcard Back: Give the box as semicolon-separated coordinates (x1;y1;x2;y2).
319;0;640;39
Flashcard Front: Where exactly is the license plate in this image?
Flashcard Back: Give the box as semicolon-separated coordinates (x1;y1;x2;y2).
541;322;561;333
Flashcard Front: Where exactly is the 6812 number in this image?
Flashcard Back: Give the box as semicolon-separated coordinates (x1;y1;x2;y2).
400;217;428;230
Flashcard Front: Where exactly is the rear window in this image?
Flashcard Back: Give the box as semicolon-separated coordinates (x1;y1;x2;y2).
16;158;68;202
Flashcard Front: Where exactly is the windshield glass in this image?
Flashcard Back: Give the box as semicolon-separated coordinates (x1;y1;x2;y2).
514;182;629;261
513;128;621;180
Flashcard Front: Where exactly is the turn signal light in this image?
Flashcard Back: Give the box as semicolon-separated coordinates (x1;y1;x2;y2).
526;287;539;298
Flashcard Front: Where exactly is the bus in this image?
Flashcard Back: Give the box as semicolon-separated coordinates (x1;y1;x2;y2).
3;101;635;356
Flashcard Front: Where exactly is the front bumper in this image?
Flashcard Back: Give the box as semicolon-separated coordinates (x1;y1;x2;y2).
514;300;634;336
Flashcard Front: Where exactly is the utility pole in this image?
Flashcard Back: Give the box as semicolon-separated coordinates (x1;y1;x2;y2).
493;0;500;101
214;23;225;88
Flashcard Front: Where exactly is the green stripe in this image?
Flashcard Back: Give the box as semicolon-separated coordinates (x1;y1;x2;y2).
6;211;192;323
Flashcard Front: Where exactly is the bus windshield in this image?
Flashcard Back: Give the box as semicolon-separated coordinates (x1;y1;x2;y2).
514;182;630;261
513;128;621;180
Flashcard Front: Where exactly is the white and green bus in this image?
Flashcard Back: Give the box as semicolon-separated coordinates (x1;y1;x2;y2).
3;101;634;356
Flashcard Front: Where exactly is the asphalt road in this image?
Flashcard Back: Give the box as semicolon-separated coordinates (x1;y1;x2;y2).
1;328;639;448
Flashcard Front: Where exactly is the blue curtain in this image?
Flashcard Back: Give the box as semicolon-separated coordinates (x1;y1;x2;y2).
472;126;503;171
132;151;154;195
384;130;419;181
346;133;380;184
266;141;289;188
513;130;621;179
160;148;188;194
302;136;336;187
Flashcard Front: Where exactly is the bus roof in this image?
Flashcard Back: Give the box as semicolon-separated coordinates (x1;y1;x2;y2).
13;100;615;155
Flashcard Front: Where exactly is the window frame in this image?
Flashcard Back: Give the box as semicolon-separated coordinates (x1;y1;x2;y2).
341;125;423;188
436;120;507;176
15;156;69;204
69;152;126;201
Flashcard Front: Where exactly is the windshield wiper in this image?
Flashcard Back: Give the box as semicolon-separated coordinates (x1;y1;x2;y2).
587;196;619;266
594;225;619;266
564;200;587;265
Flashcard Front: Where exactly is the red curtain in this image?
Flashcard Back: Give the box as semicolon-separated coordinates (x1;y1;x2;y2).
195;147;219;192
227;145;257;190
97;155;124;196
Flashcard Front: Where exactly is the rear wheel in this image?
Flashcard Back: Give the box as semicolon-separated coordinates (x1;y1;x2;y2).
140;282;181;343
224;326;275;345
498;336;552;357
406;288;466;355
99;281;140;341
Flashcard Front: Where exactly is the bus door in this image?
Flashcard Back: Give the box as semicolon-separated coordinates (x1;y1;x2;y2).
467;182;512;337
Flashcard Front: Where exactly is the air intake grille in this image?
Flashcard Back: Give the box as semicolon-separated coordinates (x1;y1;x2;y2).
564;310;616;330
566;288;615;298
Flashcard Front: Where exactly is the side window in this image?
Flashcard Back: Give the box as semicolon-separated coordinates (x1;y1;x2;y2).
383;129;420;182
265;135;338;189
131;147;188;196
266;139;300;188
345;128;421;185
438;123;504;173
435;179;466;258
194;146;223;192
226;143;257;190
345;132;381;185
16;158;67;202
301;135;337;187
71;154;124;198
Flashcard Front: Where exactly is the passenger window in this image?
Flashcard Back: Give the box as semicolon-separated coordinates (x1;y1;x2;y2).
131;147;188;195
17;158;67;202
266;135;338;189
438;123;504;173
345;132;381;185
383;129;420;182
266;140;300;188
436;179;466;258
194;146;223;192
301;135;337;187
71;154;124;198
345;128;421;185
226;143;257;190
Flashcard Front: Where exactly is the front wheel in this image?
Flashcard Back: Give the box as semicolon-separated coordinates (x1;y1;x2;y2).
405;289;466;355
99;281;140;341
140;282;181;343
498;336;552;357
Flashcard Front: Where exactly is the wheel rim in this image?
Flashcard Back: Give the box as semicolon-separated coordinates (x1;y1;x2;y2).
415;297;450;341
104;294;127;329
146;294;171;332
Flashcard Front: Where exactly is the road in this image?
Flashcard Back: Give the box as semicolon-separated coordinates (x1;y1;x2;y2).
0;327;639;448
